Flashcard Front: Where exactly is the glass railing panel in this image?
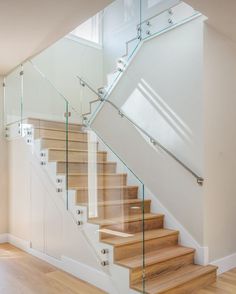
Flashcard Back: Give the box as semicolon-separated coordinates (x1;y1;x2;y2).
31;39;95;118
78;1;200;126
23;61;72;123
141;1;199;40
65;106;146;293
76;0;142;122
101;0;142;80
4;65;22;126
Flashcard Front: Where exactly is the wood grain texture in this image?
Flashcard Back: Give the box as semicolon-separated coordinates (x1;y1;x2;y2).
0;243;106;294
32;118;218;293
195;267;236;293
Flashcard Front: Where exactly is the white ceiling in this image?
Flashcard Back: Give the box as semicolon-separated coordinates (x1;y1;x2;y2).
185;0;236;43
0;0;112;75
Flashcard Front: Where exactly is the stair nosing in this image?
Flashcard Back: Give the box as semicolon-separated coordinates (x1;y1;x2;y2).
102;229;178;247
88;213;164;227
116;246;195;269
47;148;106;153
78;198;151;207
39;137;92;143
71;185;138;191
58;173;127;176
56;160;116;164
132;265;217;294
35;127;86;134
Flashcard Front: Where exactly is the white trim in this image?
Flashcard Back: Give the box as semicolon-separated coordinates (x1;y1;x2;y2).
211;252;236;275
7;234;31;251
0;234;8;244
62;256;117;293
4;234;116;293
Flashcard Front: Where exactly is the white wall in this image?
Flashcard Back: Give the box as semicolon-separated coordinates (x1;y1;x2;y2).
0;77;8;234
102;0;180;85
4;37;103;125
93;17;205;244
32;37;103;118
204;24;236;261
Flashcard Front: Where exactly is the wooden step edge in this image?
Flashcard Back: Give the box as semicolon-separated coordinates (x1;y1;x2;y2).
49;159;109;164
88;213;163;226
132;265;217;294
56;160;116;165
71;185;138;192
47;148;106;154
116;246;195;269
103;229;179;247
57;173;127;177
40;137;91;143
79;199;151;207
35;127;86;134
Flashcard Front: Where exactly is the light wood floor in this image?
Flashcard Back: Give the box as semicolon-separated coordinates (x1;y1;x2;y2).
0;243;106;294
0;243;235;294
196;267;236;293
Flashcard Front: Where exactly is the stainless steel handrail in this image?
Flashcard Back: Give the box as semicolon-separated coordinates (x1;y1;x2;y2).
78;77;204;185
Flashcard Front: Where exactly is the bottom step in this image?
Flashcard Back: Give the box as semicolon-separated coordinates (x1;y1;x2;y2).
132;265;217;294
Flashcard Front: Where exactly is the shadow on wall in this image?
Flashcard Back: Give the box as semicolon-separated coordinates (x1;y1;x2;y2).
121;78;194;151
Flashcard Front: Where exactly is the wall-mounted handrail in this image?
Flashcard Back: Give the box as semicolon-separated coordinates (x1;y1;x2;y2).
78;77;204;185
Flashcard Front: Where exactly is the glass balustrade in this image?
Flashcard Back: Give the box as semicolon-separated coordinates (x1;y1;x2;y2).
3;1;203;292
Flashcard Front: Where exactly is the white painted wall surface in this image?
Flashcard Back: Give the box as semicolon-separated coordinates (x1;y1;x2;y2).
204;24;236;262
93;17;205;244
32;37;103;117
102;0;179;84
0;78;8;234
8;138;31;240
4;37;103;125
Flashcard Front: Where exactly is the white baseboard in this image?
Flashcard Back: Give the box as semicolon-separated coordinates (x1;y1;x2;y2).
212;252;236;275
62;256;117;293
0;234;8;243
8;234;31;251
5;234;115;293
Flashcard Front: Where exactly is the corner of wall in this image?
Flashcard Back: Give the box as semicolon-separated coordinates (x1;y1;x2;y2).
0;76;9;235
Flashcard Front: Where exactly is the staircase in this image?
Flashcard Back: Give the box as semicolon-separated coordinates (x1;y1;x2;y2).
23;118;217;294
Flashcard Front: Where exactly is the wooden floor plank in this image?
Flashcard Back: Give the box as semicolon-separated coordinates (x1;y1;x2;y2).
0;243;106;294
195;267;236;294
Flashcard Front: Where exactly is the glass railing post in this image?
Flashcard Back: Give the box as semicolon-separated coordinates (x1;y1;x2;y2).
20;64;24;136
65;101;69;210
3;78;6;128
141;183;145;294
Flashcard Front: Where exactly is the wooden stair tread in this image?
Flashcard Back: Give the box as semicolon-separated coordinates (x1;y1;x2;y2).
89;213;163;226
132;265;217;294
35;127;85;134
103;229;178;247
116;246;195;269
51;159;108;163
56;160;115;164
79;198;151;207
40;137;89;143
47;148;106;153
58;173;127;176
31;118;217;293
73;185;137;191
